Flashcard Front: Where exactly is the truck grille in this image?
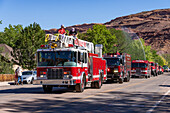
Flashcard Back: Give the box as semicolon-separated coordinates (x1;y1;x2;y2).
47;68;64;79
136;68;141;74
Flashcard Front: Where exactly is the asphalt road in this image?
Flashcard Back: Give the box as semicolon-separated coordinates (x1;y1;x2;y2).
0;73;170;113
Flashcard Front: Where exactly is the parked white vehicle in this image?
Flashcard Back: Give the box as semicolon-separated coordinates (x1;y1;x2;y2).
22;71;37;84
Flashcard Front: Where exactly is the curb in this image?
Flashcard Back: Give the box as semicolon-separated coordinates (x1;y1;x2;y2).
0;81;14;86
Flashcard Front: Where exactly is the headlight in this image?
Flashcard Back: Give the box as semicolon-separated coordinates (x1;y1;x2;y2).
141;70;147;72
131;70;136;72
114;68;118;72
63;71;72;79
64;75;72;79
40;75;47;78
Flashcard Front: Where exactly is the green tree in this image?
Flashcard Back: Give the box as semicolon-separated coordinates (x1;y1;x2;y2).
84;25;116;53
0;47;14;74
12;22;45;69
109;28;131;53
162;54;170;67
151;50;165;66
0;24;23;48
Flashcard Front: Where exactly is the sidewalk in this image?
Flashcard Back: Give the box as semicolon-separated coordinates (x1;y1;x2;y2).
0;81;14;86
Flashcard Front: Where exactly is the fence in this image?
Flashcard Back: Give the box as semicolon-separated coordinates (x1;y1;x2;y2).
0;74;15;82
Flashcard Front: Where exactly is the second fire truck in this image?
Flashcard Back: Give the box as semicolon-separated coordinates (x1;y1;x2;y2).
33;34;107;93
103;53;131;83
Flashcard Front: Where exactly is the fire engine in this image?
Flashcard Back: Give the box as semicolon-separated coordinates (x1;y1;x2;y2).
158;66;164;75
131;60;151;78
155;63;159;75
33;34;107;92
103;53;131;83
149;62;158;76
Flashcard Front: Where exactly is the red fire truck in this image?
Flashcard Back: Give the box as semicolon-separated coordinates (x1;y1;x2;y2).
155;63;159;75
131;60;151;78
158;66;164;75
103;53;131;83
33;34;107;92
149;62;158;76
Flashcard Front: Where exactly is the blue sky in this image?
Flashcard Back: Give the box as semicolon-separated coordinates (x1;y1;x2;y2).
0;0;169;31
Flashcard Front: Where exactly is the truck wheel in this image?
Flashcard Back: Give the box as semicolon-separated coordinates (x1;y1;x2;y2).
31;78;34;84
94;75;102;89
75;76;85;92
124;77;127;82
43;85;53;93
145;76;148;79
124;73;130;82
127;73;130;82
91;82;95;88
119;78;123;84
153;72;156;77
119;73;123;84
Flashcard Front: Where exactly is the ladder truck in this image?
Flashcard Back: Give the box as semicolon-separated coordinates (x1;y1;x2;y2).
33;34;107;92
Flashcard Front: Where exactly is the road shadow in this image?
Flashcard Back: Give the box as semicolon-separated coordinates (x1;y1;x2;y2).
159;85;170;87
0;86;75;94
0;91;169;113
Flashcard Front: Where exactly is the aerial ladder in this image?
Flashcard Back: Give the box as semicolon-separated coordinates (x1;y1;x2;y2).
45;34;94;53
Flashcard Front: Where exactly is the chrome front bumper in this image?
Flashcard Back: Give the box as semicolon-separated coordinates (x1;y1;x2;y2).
33;79;76;85
132;74;147;76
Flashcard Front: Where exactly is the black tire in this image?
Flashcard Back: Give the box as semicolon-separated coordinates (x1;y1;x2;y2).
155;72;158;76
153;72;156;77
43;85;53;93
124;73;130;82
75;76;85;92
119;73;123;84
94;75;102;89
124;77;127;82
145;76;148;79
91;82;95;88
31;78;34;84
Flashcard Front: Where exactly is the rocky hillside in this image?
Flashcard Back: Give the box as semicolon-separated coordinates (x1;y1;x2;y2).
45;9;170;54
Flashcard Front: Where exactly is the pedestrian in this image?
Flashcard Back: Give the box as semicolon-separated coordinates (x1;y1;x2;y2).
17;66;23;85
14;67;19;85
58;24;66;35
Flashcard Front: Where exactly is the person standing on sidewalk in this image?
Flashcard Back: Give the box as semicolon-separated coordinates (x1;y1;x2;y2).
17;66;23;85
14;67;19;85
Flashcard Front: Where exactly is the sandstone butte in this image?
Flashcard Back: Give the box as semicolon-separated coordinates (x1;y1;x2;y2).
45;8;170;54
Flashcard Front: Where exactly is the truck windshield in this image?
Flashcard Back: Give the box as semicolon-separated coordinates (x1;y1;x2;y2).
132;63;147;68
105;58;120;66
37;51;76;66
